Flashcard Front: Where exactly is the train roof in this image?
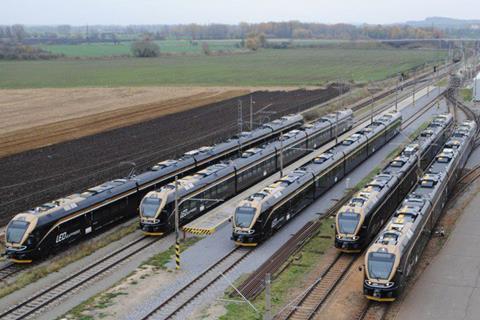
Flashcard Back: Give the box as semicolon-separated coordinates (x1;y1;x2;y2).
152;111;350;201
336;113;453;228
367;120;475;262
7;112;308;227
237;111;401;213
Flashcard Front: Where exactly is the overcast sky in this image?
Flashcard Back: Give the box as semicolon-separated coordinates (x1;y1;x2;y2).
2;0;478;25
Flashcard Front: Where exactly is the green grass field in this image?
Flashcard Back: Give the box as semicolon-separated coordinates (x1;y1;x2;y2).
0;48;445;88
39;39;242;57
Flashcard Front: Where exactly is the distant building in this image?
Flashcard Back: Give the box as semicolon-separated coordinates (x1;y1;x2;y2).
475;73;480;102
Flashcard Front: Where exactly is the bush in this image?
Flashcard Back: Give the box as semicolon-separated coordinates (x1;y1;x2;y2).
131;40;160;57
0;40;62;60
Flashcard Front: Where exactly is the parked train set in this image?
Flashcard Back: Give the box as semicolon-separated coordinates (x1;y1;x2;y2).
363;120;476;302
3;111;352;262
138;110;353;234
231;111;402;246
335;114;454;252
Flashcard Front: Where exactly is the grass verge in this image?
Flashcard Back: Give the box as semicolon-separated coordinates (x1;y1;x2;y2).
61;236;200;319
0;221;138;299
141;236;201;270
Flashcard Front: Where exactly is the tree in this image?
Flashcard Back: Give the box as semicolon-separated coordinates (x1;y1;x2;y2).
131;39;160;57
245;36;259;51
11;25;27;42
201;42;211;55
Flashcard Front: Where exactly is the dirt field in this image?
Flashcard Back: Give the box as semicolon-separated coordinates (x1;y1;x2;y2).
0;86;339;224
0;87;251;158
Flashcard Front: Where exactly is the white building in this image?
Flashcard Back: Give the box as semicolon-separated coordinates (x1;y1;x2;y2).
475;73;480;102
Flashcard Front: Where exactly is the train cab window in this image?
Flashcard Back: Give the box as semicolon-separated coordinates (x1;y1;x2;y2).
342;140;354;146
6;220;29;244
368;252;395;280
141;198;162;217
337;212;360;234
390;160;405;168
234;207;256;228
420;179;436;188
436;156;451;163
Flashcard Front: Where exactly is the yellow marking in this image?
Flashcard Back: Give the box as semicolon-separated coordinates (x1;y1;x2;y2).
11;259;33;264
366;295;395;302
182;226;216;235
235;241;258;247
143;231;164;236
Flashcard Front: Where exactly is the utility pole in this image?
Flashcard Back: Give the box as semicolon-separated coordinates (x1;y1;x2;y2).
335;110;339;145
250;94;254;131
174;176;180;270
412;69;416;107
238;100;243;134
279;132;284;178
370;92;374;124
395;75;399;112
264;273;272;320
336;81;342;144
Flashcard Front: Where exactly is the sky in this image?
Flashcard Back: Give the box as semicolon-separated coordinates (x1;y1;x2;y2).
1;0;479;26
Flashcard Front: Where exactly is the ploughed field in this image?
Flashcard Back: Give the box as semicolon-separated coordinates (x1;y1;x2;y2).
0;87;339;225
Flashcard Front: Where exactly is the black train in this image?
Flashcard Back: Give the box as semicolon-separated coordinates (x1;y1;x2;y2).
335;113;454;252
363;120;476;302
139;110;354;235
4;114;308;263
232;111;402;246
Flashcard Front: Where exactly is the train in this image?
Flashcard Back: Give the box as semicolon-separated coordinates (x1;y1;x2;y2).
139;110;354;235
363;120;476;302
3;114;306;263
335;114;454;252
232;111;402;246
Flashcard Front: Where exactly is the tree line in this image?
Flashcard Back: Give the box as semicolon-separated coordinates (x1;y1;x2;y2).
1;21;468;44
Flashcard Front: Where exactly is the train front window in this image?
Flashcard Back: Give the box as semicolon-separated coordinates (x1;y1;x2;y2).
234;207;256;228
141;198;161;218
338;212;360;234
6;220;29;244
368;252;395;280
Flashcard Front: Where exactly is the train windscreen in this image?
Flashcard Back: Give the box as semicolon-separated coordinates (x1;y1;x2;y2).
234;207;256;228
337;212;360;234
141;198;162;217
367;252;395;280
6;220;29;244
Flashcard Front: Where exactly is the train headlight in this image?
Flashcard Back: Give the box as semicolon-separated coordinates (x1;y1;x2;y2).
248;229;255;234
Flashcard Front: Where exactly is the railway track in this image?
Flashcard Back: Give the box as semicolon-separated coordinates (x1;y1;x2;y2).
356;301;388;320
274;253;356;320
0;235;160;320
0;74;446;320
0;262;28;282
140;247;252;320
